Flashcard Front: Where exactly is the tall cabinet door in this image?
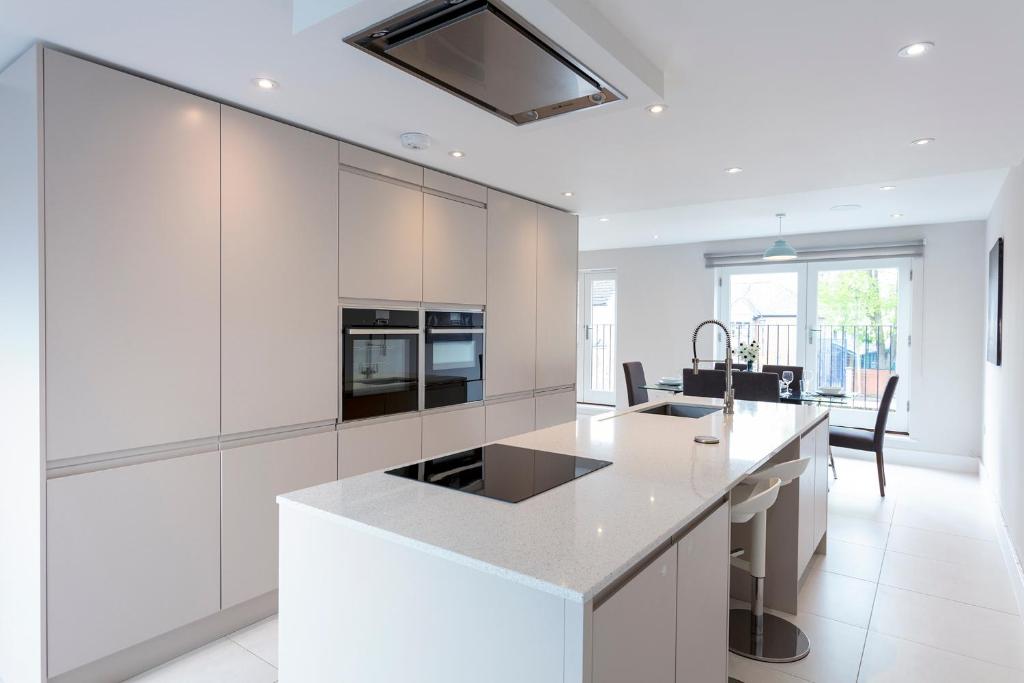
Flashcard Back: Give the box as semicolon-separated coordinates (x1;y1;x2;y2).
486;190;537;397
43;50;220;461
535;206;578;390
339;170;423;302
422;193;487;305
221;430;337;608
222;107;339;435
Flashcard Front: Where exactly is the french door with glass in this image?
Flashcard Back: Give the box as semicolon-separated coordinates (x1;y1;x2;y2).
578;270;617;405
717;258;912;431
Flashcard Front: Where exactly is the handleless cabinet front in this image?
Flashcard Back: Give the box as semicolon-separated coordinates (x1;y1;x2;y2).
43;50;220;461
593;545;677;683
797;430;816;574
222;107;339;435
423;193;487;305
339;170;423;302
485;190;537;397
534;389;577;430
222;430;337;608
813;418;829;547
485;396;536;442
422;405;485;458
46;452;220;677
339;415;423;479
535;206;578;390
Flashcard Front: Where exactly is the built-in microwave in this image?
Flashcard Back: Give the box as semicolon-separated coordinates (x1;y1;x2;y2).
423;310;484;409
341;308;421;422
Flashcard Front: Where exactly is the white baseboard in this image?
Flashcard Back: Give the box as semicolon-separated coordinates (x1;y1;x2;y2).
978;460;1024;617
831;445;979;473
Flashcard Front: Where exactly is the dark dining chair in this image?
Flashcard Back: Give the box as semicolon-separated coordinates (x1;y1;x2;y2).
829;375;900;497
622;362;649;407
762;364;803;393
732;371;781;403
715;362;750;371
682;368;726;399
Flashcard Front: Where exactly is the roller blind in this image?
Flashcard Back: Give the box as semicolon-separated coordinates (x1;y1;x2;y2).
703;240;925;268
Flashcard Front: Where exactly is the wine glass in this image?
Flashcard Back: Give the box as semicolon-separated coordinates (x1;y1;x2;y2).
781;370;795;395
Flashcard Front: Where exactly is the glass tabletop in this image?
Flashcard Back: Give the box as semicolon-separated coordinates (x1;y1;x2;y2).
641;382;853;406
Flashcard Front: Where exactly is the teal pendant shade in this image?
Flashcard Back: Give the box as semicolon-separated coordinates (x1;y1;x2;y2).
762;239;798;261
763;213;797;261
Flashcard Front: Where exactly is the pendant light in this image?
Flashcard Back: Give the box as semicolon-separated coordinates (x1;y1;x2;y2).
762;212;798;261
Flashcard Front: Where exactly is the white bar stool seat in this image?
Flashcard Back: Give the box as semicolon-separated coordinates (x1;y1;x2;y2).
729;457;812;665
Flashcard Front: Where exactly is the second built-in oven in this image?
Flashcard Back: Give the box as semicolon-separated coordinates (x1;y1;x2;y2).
424;310;484;409
342;308;421;422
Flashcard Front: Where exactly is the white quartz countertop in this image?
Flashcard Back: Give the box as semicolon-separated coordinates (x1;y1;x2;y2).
278;396;828;602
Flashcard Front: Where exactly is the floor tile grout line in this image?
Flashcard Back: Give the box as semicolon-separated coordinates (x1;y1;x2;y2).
226;634;279;670
872;580;1023;617
863;628;1024;674
853;500;893;682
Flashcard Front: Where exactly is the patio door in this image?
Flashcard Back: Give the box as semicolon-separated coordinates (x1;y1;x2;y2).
717;258;912;431
578;270;617;405
806;259;911;431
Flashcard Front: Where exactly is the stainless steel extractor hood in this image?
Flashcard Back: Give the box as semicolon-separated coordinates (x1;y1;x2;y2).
345;0;623;125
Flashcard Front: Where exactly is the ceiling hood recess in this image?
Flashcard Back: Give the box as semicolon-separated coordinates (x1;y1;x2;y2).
345;0;624;125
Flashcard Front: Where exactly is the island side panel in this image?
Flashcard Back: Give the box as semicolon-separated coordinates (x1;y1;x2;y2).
278;504;568;683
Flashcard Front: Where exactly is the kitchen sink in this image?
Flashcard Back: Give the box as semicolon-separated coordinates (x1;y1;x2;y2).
638;403;723;419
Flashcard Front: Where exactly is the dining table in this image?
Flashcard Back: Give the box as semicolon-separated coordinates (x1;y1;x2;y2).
640;381;854;406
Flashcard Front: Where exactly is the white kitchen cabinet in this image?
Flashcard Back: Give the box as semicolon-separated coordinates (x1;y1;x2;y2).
485;396;536;442
339;415;422;479
221;107;339;435
422;405;485;458
46;452;220;676
534;389;577;430
339;140;423;186
221;430;337;608
423;193;487;305
486;190;538;397
339;170;423;302
535;206;578;390
675;502;730;683
593;544;677;683
813;419;829;548
797;429;816;575
43;50;220;461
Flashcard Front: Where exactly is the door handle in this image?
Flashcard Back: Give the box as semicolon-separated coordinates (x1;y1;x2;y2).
585;325;591;340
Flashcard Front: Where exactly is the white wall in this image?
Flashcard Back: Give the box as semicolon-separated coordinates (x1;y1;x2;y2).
983;162;1024;560
580;220;986;459
0;45;45;683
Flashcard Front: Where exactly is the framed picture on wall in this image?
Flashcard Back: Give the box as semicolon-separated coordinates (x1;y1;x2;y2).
987;237;1004;366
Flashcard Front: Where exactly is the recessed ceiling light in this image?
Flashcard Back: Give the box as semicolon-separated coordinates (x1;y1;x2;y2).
598;217;610;222
725;167;744;174
562;191;574;197
253;77;278;90
879;185;896;191
911;137;935;146
653;234;659;240
830;204;862;212
448;150;465;158
897;41;934;58
646;103;667;114
891;212;905;218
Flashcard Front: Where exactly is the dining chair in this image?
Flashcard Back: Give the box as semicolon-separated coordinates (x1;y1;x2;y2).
761;364;803;392
828;375;899;497
682;368;727;398
622;362;649;407
732;371;781;403
715;362;750;371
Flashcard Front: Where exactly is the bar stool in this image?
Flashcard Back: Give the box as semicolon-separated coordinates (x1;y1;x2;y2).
729;458;812;663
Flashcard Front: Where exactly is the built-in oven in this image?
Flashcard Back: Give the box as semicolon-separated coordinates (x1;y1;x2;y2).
341;308;421;422
424;310;484;409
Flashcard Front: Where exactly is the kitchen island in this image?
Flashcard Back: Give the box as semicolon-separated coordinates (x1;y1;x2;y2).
277;395;830;682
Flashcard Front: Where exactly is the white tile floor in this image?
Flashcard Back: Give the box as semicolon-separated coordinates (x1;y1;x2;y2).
129;456;1024;683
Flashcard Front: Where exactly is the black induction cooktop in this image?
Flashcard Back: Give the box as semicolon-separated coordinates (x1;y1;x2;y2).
386;443;612;503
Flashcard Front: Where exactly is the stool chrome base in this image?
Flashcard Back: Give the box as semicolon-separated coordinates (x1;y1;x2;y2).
728;608;810;663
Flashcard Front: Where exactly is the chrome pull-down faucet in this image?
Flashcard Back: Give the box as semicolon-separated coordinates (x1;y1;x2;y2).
691;319;735;414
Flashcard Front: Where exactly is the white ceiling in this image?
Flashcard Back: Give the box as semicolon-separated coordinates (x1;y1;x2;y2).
3;0;1022;249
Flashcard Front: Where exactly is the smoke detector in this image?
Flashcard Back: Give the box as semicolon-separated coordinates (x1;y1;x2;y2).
400;132;432;150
